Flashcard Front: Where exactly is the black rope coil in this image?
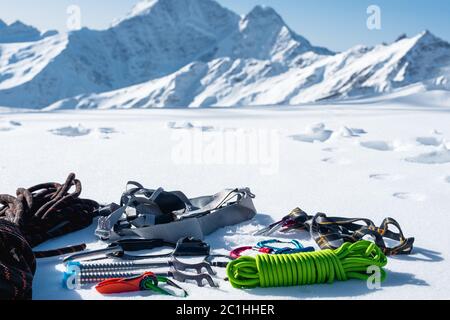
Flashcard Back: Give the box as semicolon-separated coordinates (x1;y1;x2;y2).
0;173;99;300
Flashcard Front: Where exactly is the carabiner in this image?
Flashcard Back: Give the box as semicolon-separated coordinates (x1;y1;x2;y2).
256;239;314;254
96;272;158;294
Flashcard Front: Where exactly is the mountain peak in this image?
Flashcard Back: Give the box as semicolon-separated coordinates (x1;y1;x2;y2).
0;19;43;43
1;0;448;109
243;5;285;28
10;20;29;28
248;5;281;18
128;0;159;17
406;30;450;54
118;0;239;31
240;5;289;38
420;29;432;37
395;33;407;42
125;0;236;19
414;30;445;43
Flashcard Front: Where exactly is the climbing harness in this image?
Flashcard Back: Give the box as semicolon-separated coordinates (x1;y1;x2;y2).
230;240;315;259
0;173;99;300
227;241;387;289
255;208;414;256
96;183;257;243
64;237;210;262
95;272;188;297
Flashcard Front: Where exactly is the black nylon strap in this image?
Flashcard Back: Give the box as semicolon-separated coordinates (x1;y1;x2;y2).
261;208;415;256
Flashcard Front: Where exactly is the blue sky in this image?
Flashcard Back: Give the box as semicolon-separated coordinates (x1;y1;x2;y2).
0;0;449;51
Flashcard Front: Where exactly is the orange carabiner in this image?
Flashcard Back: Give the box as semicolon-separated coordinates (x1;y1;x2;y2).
95;272;157;294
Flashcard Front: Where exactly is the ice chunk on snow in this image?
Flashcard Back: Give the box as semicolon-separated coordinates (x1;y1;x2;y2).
350;128;367;135
0;120;15;131
416;136;443;146
167;121;195;130
360;141;394;151
339;127;357;138
98;127;117;134
393;192;426;202
291;123;333;143
308;123;325;133
406;144;450;164
361;139;413;152
49;124;91;137
336;126;366;138
9;120;22;126
167;121;214;132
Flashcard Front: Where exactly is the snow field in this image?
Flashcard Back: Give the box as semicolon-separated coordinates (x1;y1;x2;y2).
0;99;449;300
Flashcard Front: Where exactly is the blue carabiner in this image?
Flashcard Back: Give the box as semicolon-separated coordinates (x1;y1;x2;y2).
256;239;315;254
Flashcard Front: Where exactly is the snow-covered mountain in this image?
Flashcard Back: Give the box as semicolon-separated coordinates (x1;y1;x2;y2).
0;19;57;43
1;0;449;109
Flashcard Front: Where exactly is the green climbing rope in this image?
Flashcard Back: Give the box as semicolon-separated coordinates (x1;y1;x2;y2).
227;240;388;289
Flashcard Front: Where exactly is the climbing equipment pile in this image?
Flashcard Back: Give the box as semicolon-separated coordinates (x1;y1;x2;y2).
0;173;99;300
96;182;257;243
0;174;417;299
227;240;388;289
230;239;315;259
255;208;414;256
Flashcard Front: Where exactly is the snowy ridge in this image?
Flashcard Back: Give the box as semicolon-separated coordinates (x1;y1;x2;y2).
0;19;57;43
0;34;68;90
1;0;450;109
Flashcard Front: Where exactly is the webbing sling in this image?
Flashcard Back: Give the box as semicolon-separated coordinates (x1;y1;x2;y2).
255;208;414;256
96;184;257;243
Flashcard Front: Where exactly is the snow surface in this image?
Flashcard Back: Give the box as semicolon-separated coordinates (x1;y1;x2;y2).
1;92;449;300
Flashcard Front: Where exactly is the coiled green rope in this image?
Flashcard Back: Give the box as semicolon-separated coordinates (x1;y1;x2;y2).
227;241;387;289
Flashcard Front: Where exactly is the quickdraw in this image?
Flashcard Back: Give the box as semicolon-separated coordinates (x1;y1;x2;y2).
95;272;188;297
254;208;414;256
230;240;314;259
